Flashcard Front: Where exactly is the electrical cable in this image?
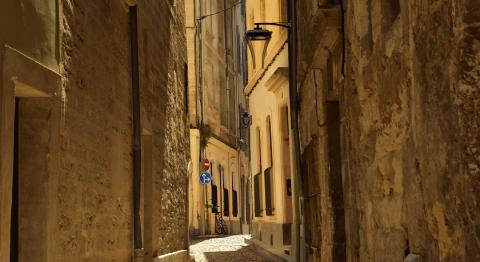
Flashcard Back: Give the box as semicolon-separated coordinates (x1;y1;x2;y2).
198;1;242;21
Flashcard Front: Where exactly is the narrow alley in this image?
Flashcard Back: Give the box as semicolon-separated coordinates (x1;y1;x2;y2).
0;0;479;261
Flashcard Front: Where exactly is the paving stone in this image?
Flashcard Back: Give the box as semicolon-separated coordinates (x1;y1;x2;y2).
190;235;281;262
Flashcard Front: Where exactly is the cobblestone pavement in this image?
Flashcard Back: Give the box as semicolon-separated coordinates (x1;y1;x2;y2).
190;235;283;262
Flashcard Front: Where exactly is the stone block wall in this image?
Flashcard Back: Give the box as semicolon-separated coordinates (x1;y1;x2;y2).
297;0;480;261
55;0;189;260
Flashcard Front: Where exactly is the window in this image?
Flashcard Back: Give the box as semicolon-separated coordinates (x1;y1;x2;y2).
233;190;238;217
224;187;230;216
254;127;263;217
232;172;239;218
264;167;273;216
281;107;289;139
245;177;251;222
212;184;218;214
266;117;273;167
286;178;292;196
221;165;230;216
254;174;262;217
265;117;274;216
256;127;262;173
211;162;219;213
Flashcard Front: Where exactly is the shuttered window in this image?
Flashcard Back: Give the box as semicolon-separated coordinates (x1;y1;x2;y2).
212;184;218;214
233;190;238;217
254;126;263;217
254;174;262;217
264;167;273;216
224;188;229;216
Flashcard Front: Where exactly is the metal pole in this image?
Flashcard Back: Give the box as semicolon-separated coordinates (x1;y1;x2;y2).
287;0;304;261
129;5;143;257
204;183;208;235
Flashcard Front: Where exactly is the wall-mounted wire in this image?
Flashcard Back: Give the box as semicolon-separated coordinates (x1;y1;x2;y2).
197;1;242;21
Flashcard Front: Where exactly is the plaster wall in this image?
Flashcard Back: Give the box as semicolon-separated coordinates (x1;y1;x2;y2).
189;130;241;235
247;45;295;260
186;0;248;237
0;0;58;70
248;47;290;221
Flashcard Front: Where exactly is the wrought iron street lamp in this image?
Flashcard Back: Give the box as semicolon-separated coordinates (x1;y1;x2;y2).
245;22;290;68
245;7;304;260
241;111;252;129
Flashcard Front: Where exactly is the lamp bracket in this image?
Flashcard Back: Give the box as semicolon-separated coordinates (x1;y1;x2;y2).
254;22;291;29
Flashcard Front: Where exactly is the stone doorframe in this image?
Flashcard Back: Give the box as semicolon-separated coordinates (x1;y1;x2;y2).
0;46;61;260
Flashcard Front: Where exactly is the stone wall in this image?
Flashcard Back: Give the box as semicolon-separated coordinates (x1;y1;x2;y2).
297;0;480;261
55;0;189;260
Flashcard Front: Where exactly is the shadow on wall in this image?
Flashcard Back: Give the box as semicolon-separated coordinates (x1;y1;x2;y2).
0;0;58;68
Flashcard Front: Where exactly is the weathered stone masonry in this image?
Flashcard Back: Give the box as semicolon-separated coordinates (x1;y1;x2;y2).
297;0;480;261
59;0;189;260
0;0;189;261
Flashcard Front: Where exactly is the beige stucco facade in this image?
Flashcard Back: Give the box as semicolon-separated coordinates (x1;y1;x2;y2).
244;0;295;258
185;0;249;236
189;130;244;235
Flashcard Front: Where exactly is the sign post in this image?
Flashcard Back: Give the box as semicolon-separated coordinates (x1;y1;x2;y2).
200;158;212;234
202;159;211;234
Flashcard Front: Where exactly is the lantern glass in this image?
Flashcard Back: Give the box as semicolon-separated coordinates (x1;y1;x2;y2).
246;25;273;69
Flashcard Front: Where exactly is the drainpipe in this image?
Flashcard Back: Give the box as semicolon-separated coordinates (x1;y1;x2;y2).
197;0;209;235
129;5;143;260
224;0;230;136
287;0;304;261
198;0;205;130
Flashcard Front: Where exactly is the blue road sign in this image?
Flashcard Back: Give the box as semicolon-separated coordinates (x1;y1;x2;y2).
200;172;212;184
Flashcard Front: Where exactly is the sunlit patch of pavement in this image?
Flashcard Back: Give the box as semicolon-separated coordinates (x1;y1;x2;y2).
189;235;282;262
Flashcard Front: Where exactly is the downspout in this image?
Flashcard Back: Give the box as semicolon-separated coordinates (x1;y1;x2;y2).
198;0;205;130
233;3;242;231
222;0;228;224
129;5;143;260
287;0;304;261
224;0;231;137
197;0;209;235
